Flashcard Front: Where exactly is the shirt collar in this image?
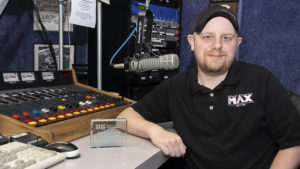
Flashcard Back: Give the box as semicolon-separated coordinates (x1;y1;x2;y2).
222;60;240;85
188;60;240;96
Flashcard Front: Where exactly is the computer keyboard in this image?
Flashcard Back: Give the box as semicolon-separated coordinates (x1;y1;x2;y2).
0;141;66;169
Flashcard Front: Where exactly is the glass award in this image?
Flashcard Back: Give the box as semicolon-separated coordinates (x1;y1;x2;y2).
90;118;127;148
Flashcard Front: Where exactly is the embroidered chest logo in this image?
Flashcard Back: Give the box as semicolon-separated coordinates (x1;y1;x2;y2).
227;93;254;107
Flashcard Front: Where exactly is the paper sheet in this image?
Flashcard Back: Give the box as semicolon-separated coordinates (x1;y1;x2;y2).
69;0;96;28
100;0;110;5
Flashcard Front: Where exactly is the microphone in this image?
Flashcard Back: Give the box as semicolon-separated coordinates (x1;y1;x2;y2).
112;54;179;72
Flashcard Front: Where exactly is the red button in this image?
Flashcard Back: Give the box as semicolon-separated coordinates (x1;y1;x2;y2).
68;110;74;113
22;119;31;123
22;112;31;117
52;113;59;116
61;112;67;114
86;95;92;100
43;115;50;118
12;114;20;119
33;117;41;121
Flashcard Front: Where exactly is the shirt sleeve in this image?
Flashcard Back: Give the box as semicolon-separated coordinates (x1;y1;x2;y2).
263;72;300;149
132;79;172;123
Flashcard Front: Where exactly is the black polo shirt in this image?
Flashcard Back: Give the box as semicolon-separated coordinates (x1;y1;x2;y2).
132;61;300;169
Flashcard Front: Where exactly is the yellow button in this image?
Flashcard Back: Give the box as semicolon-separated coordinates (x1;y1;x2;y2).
66;113;73;116
87;108;93;112
58;105;66;110
99;106;105;109
110;104;115;107
74;111;80;115
93;107;99;110
48;117;56;120
80;110;87;113
105;105;110;108
39;119;47;123
57;115;65;118
28;121;37;125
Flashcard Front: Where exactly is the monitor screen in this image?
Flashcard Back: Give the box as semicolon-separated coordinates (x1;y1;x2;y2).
0;0;9;16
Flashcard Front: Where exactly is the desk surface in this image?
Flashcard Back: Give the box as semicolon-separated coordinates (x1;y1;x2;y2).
51;133;168;169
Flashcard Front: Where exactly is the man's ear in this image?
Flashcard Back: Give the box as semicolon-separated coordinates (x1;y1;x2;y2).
187;34;195;51
237;37;243;46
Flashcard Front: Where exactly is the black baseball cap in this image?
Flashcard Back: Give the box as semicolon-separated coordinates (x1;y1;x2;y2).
192;5;239;35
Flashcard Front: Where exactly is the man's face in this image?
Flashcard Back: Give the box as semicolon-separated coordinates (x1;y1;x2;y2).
187;16;242;76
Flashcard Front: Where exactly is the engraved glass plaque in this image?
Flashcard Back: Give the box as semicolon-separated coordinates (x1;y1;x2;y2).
90;118;127;148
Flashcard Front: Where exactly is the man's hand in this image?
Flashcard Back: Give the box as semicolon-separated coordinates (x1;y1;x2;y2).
148;126;186;157
117;107;186;157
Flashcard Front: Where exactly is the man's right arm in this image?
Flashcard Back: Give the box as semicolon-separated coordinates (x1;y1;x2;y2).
117;107;186;157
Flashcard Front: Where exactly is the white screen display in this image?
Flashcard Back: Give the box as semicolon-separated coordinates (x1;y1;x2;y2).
42;72;55;80
21;72;35;82
3;73;19;83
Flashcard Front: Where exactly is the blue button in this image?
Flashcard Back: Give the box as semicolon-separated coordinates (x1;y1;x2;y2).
32;110;40;115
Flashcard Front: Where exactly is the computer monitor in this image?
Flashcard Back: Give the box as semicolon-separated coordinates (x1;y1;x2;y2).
0;0;9;17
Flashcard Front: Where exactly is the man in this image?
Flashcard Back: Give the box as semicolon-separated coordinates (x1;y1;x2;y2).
117;5;300;169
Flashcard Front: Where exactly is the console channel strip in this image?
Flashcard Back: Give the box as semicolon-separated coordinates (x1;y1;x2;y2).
0;70;133;143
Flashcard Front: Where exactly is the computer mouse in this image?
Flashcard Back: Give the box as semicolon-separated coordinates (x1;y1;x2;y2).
45;142;80;159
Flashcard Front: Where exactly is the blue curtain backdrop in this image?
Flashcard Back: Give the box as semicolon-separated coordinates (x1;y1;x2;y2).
180;0;300;95
0;0;88;71
237;1;300;95
179;0;209;72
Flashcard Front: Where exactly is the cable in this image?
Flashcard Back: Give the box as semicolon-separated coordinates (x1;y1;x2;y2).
31;0;57;70
110;0;152;66
109;26;137;65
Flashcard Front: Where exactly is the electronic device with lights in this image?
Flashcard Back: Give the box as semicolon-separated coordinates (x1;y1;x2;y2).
0;70;133;143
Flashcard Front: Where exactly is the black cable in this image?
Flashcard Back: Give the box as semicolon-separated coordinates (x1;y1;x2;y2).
31;0;57;70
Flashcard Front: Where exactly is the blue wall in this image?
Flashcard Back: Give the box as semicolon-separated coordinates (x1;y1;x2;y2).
180;0;300;95
0;0;88;71
238;1;300;95
179;0;209;72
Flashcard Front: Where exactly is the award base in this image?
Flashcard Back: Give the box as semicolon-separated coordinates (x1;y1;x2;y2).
90;118;127;148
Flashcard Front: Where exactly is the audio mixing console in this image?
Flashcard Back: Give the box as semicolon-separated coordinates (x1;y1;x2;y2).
0;70;133;143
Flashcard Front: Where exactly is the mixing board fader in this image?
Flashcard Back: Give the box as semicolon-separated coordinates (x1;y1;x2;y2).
0;70;133;143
